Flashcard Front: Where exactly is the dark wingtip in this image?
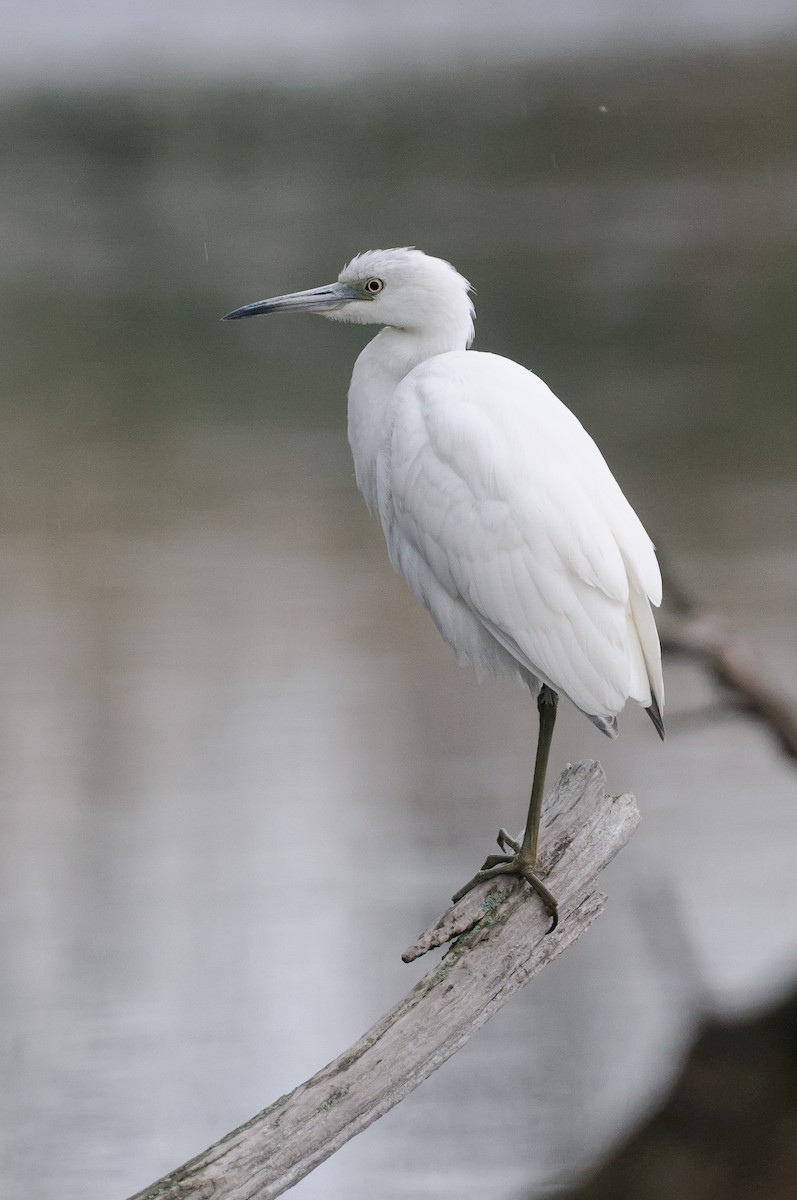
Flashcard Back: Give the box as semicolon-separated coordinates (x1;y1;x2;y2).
647;697;666;741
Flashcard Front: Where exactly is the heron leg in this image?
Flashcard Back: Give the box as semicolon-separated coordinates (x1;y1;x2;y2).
452;687;560;931
520;685;558;870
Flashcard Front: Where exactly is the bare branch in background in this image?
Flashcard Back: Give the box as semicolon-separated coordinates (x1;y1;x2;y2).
128;761;638;1200
660;562;797;760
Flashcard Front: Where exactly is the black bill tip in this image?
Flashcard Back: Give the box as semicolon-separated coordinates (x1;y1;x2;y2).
220;303;266;321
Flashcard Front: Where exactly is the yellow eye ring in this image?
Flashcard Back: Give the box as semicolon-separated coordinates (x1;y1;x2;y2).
364;278;384;295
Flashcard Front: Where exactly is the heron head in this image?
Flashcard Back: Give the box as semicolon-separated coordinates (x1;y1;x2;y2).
222;247;475;345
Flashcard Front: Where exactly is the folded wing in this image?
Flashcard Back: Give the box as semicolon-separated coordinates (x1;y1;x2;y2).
380;351;664;727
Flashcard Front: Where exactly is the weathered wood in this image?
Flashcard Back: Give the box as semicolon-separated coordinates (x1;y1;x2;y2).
129;760;639;1200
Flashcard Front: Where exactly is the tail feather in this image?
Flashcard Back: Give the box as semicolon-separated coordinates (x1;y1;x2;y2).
583;710;619;739
628;585;665;735
646;694;665;740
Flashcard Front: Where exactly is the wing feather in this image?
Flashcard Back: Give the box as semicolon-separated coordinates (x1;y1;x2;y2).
381;350;663;723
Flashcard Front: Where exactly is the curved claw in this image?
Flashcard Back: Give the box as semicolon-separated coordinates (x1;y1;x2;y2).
497;828;520;855
521;868;558;932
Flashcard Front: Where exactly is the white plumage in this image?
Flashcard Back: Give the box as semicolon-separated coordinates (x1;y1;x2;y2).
223;246;664;925
342;249;664;734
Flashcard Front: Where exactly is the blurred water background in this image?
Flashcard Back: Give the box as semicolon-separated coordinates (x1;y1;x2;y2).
2;4;797;1199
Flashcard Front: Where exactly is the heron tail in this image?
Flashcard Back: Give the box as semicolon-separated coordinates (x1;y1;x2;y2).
628;585;665;739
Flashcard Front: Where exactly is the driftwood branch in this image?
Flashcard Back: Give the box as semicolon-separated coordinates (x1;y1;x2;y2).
129;760;638;1200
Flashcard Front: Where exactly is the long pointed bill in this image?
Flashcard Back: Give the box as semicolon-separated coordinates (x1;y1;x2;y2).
221;281;358;321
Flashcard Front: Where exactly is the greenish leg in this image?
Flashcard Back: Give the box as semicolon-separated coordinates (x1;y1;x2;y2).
520;686;558;869
452;686;560;932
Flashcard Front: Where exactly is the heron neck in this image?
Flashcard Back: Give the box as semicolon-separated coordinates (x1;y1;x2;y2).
347;325;467;513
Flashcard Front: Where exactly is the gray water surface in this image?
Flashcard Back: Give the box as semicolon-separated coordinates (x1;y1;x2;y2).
2;50;797;1200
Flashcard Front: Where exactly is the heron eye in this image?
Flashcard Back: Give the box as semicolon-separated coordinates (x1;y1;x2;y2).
364;278;384;295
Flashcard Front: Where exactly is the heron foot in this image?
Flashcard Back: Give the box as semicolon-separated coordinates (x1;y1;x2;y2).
451;840;559;933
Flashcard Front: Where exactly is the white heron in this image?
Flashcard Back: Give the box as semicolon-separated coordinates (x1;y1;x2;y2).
223;248;664;929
